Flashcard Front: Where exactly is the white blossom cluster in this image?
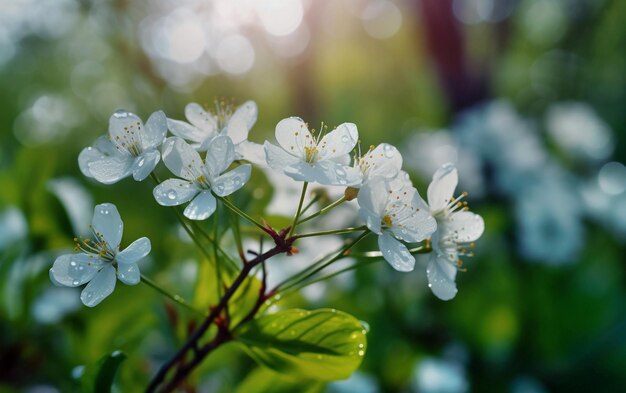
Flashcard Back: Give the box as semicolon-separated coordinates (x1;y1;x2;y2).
51;100;484;306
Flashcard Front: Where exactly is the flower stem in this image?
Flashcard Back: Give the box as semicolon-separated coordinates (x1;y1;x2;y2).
297;195;346;225
273;230;370;295
279;258;381;300
293;225;369;239
218;195;265;230
288;182;308;237
140;274;205;317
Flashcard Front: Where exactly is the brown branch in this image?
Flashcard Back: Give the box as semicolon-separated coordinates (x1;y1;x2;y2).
146;234;294;393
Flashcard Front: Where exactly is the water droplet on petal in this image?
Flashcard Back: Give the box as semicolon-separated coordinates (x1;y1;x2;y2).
72;280;80;286
167;190;177;200
341;135;349;143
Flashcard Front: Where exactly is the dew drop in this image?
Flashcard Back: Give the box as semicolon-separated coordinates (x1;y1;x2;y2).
72;280;80;286
70;261;77;267
167;190;177;200
341;135;349;143
137;157;145;167
383;144;395;158
358;350;365;356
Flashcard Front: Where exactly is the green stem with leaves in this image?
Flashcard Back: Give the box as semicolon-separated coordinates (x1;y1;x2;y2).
140;274;205;316
297;195;346;225
294;225;368;239
288;182;309;237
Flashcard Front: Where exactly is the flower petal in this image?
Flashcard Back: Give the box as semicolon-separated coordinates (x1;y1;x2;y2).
448;211;484;242
233;100;258;129
359;208;382;235
392;211;437;243
427;163;458;212
264;141;300;171
275;117;313;158
378;231;415;272
284;160;362;186
116;237;151;265
184;191;217;220
317;123;359;160
142;110;167;150
50;253;104;287
204;135;235;177
426;253;458;300
108;110;145;147
80;264;116;307
78;136;117;177
358;143;402;184
185;102;217;134
117;262;140;285
161;137;204;181
211;164;251;197
167;118;205;146
132;149;160;181
357;180;388;219
92;203;123;250
237;140;267;166
224;100;257;144
87;155;134;184
153;178;199;206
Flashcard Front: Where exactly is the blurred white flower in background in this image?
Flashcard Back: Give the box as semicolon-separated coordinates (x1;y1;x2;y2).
405;130;485;197
0;206;28;251
456;100;548;196
515;169;583;264
47;177;94;237
546;102;614;163
412;357;468;393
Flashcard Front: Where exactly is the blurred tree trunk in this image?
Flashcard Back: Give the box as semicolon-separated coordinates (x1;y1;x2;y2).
415;0;490;114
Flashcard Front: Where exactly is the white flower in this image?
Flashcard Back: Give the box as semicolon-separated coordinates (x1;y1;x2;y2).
426;163;484;300
79;110;167;184
153;136;251;220
357;174;436;272
353;143;403;187
167;100;264;165
49;203;151;307
264;117;362;186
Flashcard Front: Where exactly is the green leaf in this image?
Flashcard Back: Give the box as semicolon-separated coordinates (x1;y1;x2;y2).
235;308;368;381
235;367;324;393
80;350;127;393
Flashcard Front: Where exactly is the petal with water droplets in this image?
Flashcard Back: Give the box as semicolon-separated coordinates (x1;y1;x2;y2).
142;110;167;149
378;231;415;272
87;155;134;185
50;253;104;287
211;164;251;197
161;137;204;181
448;211;484;243
80;264;116;307
153;179;198;206
204;135;235;177
184;191;217;220
131;149;160;181
92;203;123;250
426;253;458;301
117;262;140;285
317;123;359;161
427;163;458;212
116;237;150;265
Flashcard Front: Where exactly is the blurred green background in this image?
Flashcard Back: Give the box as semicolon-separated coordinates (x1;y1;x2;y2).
1;0;626;392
